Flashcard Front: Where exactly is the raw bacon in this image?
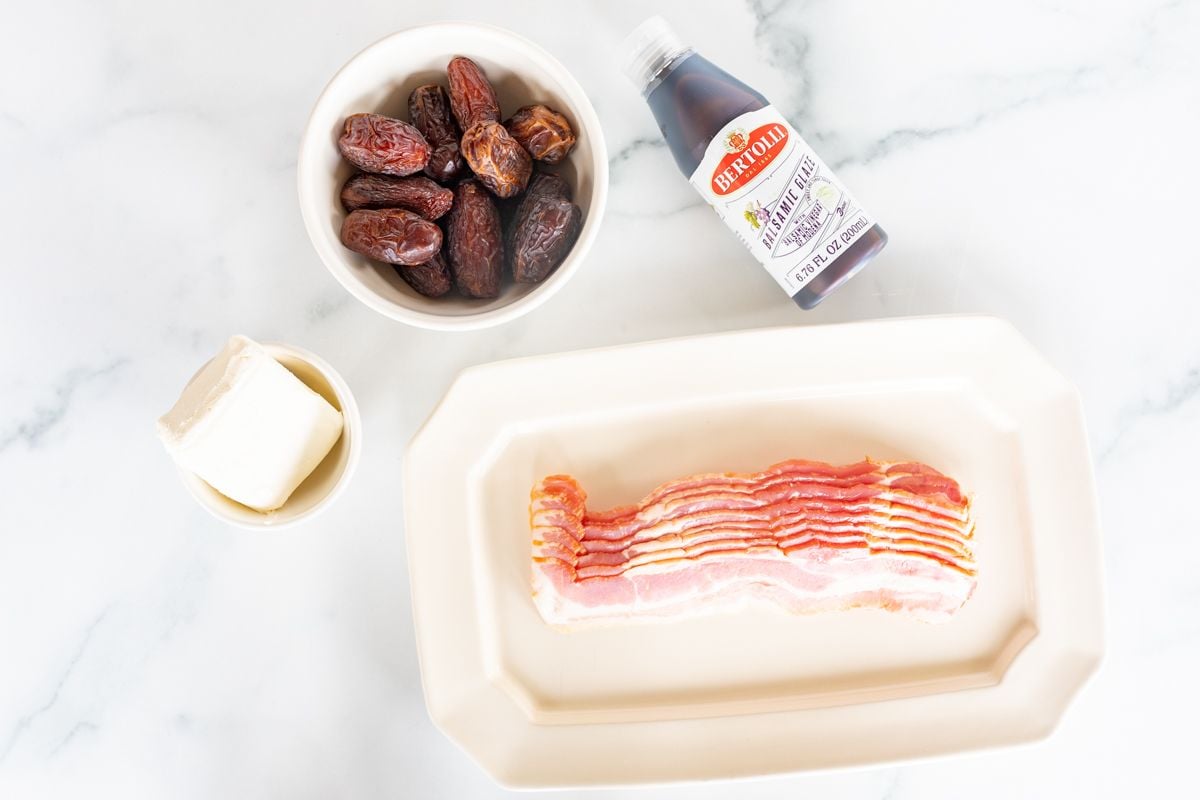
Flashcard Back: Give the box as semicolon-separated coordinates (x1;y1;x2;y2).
531;459;977;626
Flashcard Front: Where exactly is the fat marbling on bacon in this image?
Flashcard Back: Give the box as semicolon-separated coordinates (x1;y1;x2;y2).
530;459;977;626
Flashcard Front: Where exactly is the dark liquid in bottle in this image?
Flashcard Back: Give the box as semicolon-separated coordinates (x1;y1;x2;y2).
645;53;887;309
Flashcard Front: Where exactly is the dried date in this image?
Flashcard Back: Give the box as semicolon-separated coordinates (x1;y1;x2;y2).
514;171;571;216
408;84;467;183
507;172;571;244
460;121;532;199
396;251;453;298
446;56;501;130
446;179;503;298
340;208;442;266
337;113;430;177
509;193;582;283
427;142;466;185
340;173;453;219
504;104;577;164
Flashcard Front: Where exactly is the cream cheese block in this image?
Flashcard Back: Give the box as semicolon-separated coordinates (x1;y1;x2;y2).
157;335;344;512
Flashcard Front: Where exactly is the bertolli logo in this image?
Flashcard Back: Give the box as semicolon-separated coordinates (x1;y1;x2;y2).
710;123;789;195
723;129;748;154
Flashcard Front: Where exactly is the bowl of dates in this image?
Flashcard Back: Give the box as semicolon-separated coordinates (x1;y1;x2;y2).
298;23;608;331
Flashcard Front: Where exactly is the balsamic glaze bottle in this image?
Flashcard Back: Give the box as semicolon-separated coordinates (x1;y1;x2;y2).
623;16;887;309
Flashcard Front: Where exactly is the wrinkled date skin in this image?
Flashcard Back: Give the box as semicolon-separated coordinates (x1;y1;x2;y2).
446;180;504;298
426;141;466;185
446;56;500;130
340;208;442;266
504;105;577;164
461;121;532;199
516;172;571;213
396;251;453;298
408;84;467;183
504;172;565;237
509;193;582;283
507;171;572;242
340;173;453;219
338;113;430;177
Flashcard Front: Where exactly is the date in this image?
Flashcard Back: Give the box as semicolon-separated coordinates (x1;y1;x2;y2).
446;179;504;298
508;193;582;283
396;250;453;297
340;208;442;266
447;56;500;130
507;171;571;241
340;173;453;219
408;84;467;183
337;113;430;176
460;121;532;199
516;171;571;213
504;104;577;164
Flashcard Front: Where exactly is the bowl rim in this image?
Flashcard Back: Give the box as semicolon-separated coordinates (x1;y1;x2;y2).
297;21;610;331
175;341;363;531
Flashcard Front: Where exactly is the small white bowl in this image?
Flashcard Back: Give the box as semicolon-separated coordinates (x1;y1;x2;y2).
176;342;362;530
298;23;609;331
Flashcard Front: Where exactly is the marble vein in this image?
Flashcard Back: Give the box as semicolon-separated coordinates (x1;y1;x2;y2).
606;135;708;219
0;608;110;763
307;292;353;324
832;65;1109;169
749;0;1190;171
48;721;97;757
607;136;665;171
1098;363;1200;461
0;359;128;454
746;0;816;125
879;767;903;800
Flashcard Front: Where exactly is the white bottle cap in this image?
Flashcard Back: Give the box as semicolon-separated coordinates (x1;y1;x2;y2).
621;16;691;93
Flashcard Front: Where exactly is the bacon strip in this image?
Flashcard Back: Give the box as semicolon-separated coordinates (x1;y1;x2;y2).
531;458;977;626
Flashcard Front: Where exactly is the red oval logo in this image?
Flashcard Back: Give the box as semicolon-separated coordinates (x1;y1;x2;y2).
710;123;790;196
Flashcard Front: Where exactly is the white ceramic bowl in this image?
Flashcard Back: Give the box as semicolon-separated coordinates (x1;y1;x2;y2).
176;342;362;530
298;23;608;331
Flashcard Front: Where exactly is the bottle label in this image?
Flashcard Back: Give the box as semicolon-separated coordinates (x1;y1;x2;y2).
689;105;876;297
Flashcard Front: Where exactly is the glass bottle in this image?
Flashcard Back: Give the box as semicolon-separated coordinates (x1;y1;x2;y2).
623;16;887;309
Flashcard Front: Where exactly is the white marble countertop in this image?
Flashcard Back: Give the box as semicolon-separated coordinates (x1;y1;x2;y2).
2;0;1197;796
